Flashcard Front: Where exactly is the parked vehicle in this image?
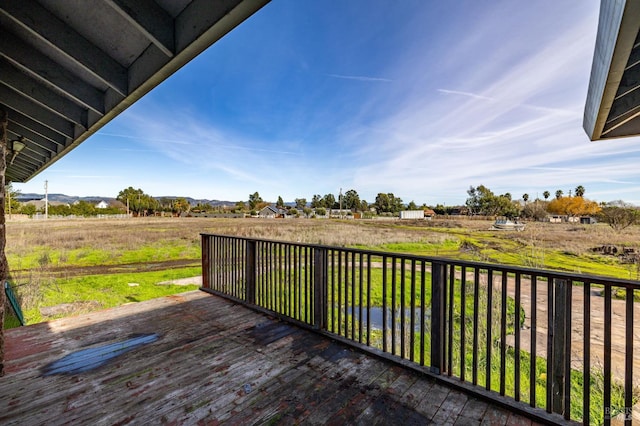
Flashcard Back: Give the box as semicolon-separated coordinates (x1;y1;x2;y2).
491;218;525;231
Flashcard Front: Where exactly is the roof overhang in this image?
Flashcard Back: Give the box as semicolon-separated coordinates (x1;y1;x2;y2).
584;0;640;140
0;0;270;182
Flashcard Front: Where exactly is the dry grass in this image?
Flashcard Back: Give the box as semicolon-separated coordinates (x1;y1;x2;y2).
6;216;637;259
401;218;636;256
5;216;640;323
5;217;441;252
6;216;640;285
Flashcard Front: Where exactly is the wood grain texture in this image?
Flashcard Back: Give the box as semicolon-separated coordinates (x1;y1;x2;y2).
1;291;544;425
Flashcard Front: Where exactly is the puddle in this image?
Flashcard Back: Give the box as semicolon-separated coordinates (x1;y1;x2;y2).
343;306;431;331
42;333;159;376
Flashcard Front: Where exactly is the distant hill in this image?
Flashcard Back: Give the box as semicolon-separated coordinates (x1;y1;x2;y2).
15;193;238;207
16;193;116;204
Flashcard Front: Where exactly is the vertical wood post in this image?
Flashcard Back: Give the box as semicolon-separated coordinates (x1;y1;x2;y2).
245;240;256;304
313;247;327;330
552;278;568;414
431;261;446;374
0;108;8;377
201;234;210;289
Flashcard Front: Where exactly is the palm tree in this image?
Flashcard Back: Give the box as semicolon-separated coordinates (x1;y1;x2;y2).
555;189;563;199
543;191;550;200
575;185;585;197
522;193;529;204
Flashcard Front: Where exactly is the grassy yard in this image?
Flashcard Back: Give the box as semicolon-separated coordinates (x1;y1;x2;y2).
4;216;639;424
5;216;640;327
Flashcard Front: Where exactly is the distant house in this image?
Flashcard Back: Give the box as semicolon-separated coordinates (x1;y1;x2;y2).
580;216;597;225
258;205;287;218
424;209;436;219
399;210;424;220
546;214;592;224
547;215;563;223
449;206;469;216
329;209;353;218
95;201;109;209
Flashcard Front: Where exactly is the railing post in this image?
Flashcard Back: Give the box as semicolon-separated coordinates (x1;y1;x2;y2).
245;240;256;304
201;234;210;289
431;261;446;374
313;247;328;330
551;278;568;415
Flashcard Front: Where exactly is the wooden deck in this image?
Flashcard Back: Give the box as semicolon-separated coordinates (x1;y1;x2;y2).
1;291;546;425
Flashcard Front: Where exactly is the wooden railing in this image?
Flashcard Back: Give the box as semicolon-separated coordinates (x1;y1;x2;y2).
201;234;639;425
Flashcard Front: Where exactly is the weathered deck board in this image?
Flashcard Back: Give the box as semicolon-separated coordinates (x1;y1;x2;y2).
1;291;547;425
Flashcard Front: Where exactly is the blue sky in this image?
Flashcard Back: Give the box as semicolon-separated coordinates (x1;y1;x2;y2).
15;1;640;205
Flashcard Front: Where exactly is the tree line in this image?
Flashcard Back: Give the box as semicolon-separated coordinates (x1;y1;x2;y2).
6;183;640;231
463;184;599;219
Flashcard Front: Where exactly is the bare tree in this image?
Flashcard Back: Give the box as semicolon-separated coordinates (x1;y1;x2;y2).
597;206;639;231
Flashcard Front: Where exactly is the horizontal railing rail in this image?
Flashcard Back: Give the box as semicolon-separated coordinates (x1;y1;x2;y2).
201;234;639;425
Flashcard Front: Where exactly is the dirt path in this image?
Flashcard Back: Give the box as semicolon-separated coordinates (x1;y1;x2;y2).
364;262;639;385
11;259;200;280
489;273;640;386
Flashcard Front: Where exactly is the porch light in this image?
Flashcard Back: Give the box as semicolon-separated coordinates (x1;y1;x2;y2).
10;136;26;164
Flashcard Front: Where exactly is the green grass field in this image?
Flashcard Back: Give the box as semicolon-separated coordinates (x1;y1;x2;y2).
4;217;640;424
18;267;201;324
6;216;640;328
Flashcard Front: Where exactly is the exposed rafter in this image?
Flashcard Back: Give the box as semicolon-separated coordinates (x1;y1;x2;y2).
584;0;640;140
0;60;87;127
0;0;129;96
0;85;76;139
0;0;270;182
0;30;106;115
105;0;175;58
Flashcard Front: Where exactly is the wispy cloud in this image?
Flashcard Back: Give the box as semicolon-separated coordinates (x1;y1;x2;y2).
97;132;194;145
99;104;328;199
17;2;640;205
437;89;576;117
65;175;119;179
437;89;494;101
335;4;633;203
327;74;392;82
99;130;300;156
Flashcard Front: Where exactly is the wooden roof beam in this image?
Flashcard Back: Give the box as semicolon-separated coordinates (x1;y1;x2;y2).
105;0;175;58
0;31;106;115
0;0;128;96
0;60;87;128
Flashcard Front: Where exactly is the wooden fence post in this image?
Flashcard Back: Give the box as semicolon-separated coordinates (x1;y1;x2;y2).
552;278;568;415
431;261;446;374
0;108;8;377
245;240;256;304
201;234;210;289
313;247;328;330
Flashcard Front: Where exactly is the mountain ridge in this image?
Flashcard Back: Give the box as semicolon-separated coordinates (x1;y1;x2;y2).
15;193;238;207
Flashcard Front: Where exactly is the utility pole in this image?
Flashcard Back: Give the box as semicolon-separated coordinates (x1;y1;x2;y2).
44;180;48;219
339;188;343;219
